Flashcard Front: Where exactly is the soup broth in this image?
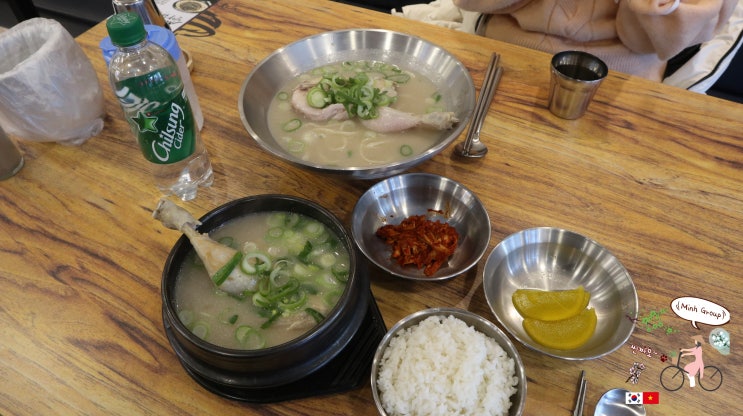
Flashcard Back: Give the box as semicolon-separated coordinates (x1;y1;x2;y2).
267;61;447;167
175;211;350;349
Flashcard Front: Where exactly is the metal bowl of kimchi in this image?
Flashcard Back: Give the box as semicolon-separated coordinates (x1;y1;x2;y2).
238;29;475;180
351;173;491;280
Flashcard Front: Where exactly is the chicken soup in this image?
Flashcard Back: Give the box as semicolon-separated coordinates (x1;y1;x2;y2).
267;60;458;168
175;211;350;349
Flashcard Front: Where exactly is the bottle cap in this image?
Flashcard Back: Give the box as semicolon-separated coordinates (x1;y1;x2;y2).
106;12;147;47
100;25;181;65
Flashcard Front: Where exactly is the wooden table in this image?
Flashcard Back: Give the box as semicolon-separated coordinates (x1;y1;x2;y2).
2;1;741;414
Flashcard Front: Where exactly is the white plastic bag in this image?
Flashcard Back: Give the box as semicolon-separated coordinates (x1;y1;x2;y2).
0;18;104;145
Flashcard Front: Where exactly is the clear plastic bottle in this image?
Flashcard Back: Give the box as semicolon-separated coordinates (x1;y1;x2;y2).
106;12;212;201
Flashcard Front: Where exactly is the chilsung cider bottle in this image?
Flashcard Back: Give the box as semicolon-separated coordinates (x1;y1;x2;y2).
106;12;212;201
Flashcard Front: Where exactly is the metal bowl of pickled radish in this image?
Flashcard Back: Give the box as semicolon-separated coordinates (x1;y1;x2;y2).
238;29;476;180
482;227;639;360
352;173;490;281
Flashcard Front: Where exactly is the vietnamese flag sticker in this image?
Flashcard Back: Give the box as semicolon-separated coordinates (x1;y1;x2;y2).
643;391;660;404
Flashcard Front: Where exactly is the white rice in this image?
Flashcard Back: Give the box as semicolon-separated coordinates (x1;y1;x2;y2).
376;315;518;416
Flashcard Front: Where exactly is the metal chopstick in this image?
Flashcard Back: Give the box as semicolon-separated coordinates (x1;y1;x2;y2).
573;370;587;416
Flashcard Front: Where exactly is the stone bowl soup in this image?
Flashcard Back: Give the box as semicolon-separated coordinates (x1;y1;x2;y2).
174;210;350;350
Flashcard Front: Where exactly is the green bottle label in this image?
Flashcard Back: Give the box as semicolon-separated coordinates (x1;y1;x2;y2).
114;65;196;164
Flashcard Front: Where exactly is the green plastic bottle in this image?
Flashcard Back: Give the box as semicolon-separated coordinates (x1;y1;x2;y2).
106;12;212;201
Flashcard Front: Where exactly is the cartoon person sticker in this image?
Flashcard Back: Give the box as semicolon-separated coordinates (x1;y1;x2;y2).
679;335;705;387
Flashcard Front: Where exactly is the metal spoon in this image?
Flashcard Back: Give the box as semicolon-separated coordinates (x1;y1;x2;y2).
594;389;646;416
454;52;503;158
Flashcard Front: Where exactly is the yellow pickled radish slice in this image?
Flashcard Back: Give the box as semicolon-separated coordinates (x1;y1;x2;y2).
522;308;597;350
512;286;590;321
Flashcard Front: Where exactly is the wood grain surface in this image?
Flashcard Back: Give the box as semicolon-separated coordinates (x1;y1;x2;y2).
1;0;741;415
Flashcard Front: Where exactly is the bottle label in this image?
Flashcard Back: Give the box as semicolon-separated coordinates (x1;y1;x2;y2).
114;65;196;164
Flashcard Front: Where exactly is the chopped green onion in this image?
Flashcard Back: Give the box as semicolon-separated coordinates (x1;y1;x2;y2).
277;91;289;101
267;212;287;227
267;278;300;302
303;63;403;120
266;226;284;240
211;251;243;286
307;87;330;108
298;241;313;263
218;307;239;325
269;269;291;288
282;118;302;132
261;309;283;329
280;290;308;310
332;262;350;283
303;221;324;237
286;213;301;228
257;275;271;296
191;322;209;340
252;292;273;308
178;310;195;327
218;236;236;248
400;144;413;156
287;139;305;153
305;308;325;324
317;253;336;268
301;284;319;295
240;252;272;275
386;73;410;83
235;325;265;349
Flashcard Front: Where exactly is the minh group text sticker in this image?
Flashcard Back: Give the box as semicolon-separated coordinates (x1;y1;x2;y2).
671;297;730;329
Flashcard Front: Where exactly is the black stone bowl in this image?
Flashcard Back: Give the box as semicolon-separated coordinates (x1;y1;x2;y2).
161;195;373;399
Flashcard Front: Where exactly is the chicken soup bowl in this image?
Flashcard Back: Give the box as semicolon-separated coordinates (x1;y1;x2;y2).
238;29;476;180
160;195;372;399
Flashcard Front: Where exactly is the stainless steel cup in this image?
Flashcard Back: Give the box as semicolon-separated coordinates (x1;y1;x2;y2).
548;51;608;119
0;125;24;180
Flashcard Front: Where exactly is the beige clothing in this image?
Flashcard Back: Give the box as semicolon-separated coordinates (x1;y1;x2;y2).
453;0;738;80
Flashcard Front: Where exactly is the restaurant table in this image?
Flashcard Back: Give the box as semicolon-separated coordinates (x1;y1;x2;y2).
1;1;742;415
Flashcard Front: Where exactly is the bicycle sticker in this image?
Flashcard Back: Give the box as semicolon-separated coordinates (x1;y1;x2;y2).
660;335;724;392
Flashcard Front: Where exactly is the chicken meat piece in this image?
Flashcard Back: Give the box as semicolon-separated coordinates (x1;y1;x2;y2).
152;198;258;295
360;106;459;133
290;81;349;122
290;79;458;133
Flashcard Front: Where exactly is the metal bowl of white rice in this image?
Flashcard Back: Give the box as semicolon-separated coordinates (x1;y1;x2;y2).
371;308;526;416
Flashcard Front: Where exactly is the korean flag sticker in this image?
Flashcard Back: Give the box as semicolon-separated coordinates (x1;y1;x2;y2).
625;392;643;404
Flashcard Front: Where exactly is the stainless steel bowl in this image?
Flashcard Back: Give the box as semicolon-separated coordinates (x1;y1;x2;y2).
351;173;490;280
371;308;527;416
483;227;638;360
238;29;475;180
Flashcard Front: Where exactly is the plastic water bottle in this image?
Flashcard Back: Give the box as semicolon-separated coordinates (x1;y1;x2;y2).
106;12;212;201
99;25;204;130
